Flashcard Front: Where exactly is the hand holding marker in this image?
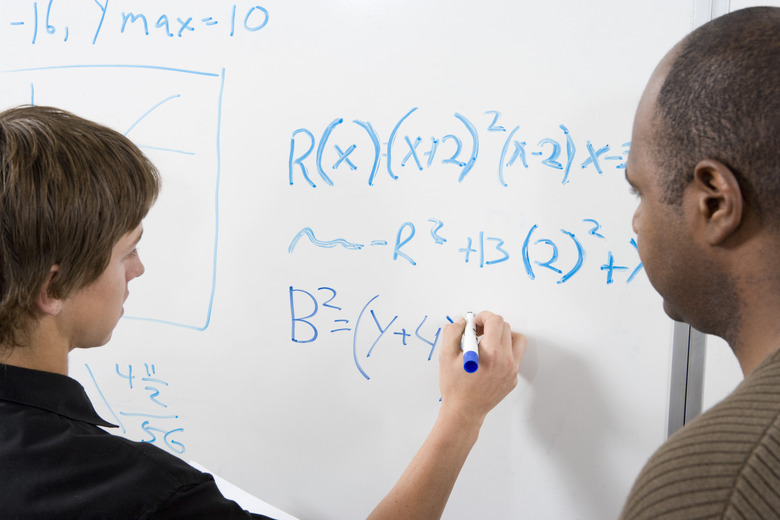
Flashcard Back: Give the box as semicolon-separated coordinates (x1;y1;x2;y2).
462;312;479;373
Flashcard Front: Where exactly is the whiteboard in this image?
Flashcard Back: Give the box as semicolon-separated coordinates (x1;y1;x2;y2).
0;1;697;518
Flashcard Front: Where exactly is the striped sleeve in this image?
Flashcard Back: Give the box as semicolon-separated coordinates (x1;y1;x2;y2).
620;351;780;520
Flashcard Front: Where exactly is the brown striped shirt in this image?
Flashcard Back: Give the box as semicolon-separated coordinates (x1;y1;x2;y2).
621;348;780;519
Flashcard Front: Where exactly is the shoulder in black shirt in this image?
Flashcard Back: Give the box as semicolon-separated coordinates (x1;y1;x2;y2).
0;364;273;520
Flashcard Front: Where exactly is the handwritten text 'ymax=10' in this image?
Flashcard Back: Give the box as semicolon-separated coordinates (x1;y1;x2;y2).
5;1;269;45
289;108;630;188
288;218;643;286
290;286;452;381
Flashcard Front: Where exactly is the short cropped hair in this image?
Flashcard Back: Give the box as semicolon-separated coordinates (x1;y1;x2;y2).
0;106;161;348
653;7;780;221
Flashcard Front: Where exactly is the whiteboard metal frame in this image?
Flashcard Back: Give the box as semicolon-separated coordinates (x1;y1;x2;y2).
668;323;706;436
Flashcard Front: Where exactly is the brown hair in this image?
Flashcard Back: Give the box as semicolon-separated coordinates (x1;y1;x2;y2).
0;105;161;348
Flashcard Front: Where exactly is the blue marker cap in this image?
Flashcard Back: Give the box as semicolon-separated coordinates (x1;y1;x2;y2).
463;350;479;373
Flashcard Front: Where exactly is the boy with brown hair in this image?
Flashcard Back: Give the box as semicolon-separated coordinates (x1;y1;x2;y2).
0;105;524;520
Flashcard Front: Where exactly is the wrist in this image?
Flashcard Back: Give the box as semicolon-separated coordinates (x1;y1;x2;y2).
437;401;485;442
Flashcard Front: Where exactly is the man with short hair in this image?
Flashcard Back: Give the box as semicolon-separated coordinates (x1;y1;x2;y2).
621;6;780;519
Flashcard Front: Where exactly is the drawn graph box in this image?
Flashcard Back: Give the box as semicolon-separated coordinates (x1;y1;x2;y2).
0;65;224;330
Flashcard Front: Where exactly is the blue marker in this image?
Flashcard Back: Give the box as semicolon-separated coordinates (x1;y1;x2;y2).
462;312;479;373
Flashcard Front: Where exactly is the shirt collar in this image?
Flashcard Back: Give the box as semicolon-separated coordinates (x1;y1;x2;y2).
0;364;117;428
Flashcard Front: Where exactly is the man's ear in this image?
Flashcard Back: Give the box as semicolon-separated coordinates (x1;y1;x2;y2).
690;159;744;245
36;266;63;316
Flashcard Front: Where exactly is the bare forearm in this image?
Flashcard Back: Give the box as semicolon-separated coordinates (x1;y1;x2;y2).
367;408;482;520
369;312;525;520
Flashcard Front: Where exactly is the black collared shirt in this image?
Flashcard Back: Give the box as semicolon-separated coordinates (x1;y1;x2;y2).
0;364;273;520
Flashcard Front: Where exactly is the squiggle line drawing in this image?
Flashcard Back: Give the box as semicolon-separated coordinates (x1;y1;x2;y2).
288;227;364;253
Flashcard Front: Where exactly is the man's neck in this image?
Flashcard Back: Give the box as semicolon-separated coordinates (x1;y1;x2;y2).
729;258;780;375
0;323;69;375
1;347;68;375
731;307;780;376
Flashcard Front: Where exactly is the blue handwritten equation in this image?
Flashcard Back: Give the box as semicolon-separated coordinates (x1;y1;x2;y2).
2;1;269;45
289;218;642;285
289;108;629;188
290;287;447;380
84;362;185;455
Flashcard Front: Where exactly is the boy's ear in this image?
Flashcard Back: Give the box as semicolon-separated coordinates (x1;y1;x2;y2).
36;266;63;316
690;159;743;245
